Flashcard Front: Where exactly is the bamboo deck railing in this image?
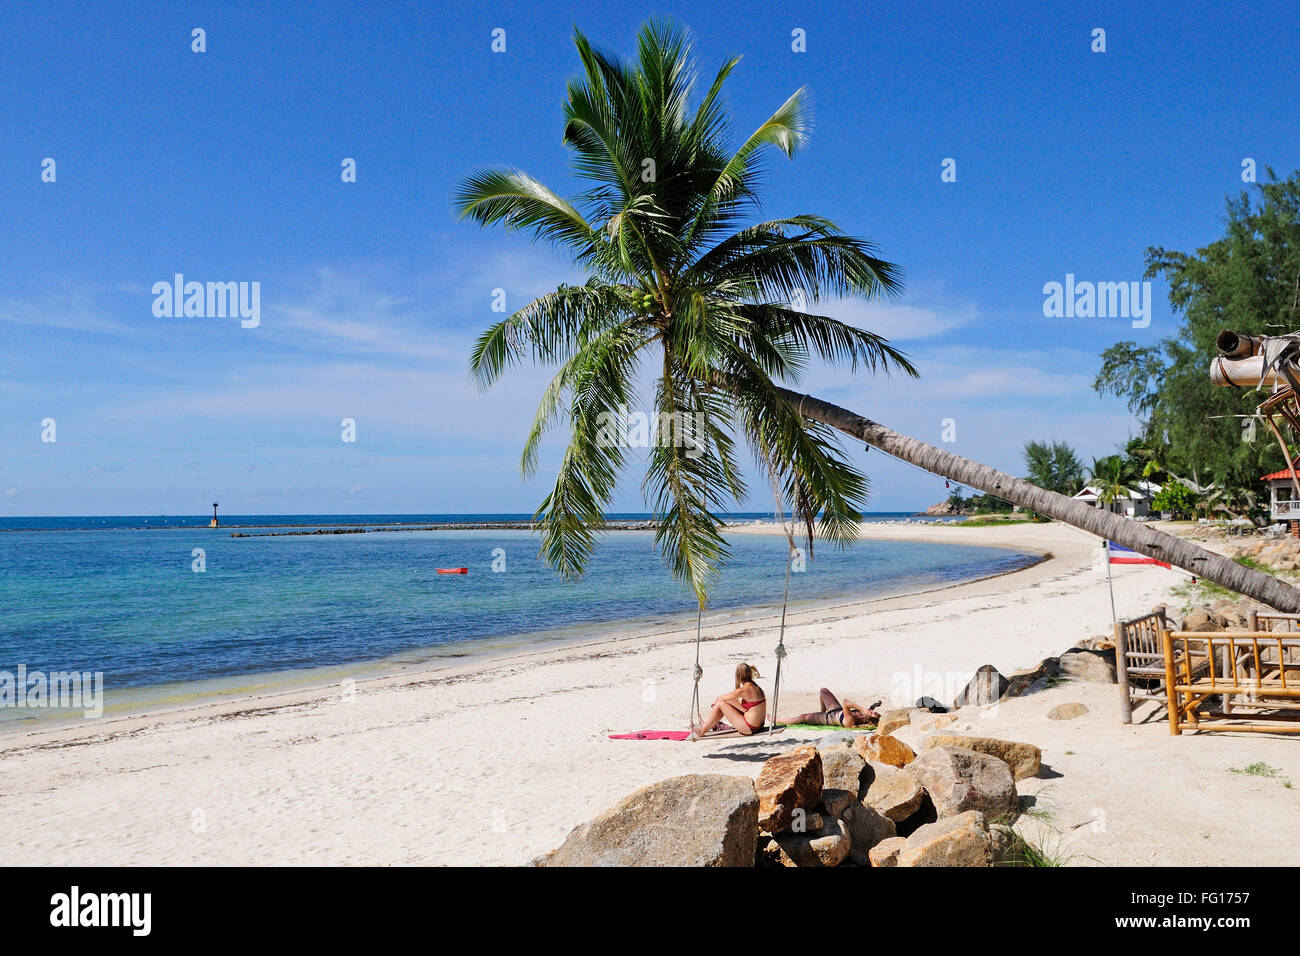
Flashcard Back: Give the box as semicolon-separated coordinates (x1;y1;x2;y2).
1162;629;1300;735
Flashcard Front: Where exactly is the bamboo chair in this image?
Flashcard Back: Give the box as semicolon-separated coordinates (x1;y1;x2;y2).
1115;609;1211;723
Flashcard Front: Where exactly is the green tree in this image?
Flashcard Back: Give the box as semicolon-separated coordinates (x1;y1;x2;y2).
947;485;967;510
1022;440;1085;496
1094;172;1300;492
458;20;914;603
967;492;1013;513
1151;482;1198;519
1089;454;1141;510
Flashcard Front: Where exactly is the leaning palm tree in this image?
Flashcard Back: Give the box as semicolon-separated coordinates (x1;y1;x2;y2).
458;19;1300;614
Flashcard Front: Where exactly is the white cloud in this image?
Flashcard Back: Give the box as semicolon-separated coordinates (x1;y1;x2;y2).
819;295;977;342
808;342;1100;402
0;288;131;335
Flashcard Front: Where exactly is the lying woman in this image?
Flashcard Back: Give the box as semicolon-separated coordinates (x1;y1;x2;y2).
789;688;880;728
688;663;766;740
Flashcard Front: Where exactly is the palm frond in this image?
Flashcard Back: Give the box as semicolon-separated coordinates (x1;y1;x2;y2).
455;169;600;259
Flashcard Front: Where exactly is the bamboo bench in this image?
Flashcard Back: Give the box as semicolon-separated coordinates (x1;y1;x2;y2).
1162;629;1300;735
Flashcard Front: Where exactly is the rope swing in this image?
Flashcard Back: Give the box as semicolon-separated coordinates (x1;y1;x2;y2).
769;540;793;735
762;398;813;732
688;604;704;730
765;453;800;735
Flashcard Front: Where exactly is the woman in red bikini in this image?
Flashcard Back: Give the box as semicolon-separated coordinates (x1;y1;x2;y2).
688;663;766;739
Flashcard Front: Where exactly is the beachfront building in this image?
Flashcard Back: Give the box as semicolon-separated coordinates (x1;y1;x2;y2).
1071;480;1161;518
1262;469;1300;533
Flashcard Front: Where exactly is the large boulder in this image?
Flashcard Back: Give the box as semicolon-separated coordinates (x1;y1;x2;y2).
1058;647;1117;683
868;836;907;867
1220;608;1249;629
1181;607;1228;632
853;732;916;768
821;749;873;801
897;810;993;867
819;748;870;797
844;802;897;866
903;747;1018;820
862;761;926;823
760;816;851;868
952;664;1009;707
877;709;911;735
755;745;823;832
546;774;758;867
922;734;1042;781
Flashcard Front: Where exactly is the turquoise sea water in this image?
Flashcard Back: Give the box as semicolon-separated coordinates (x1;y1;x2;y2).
0;514;1033;721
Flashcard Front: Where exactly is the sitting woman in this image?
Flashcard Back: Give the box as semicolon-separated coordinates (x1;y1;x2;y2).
789;688;880;728
689;663;766;739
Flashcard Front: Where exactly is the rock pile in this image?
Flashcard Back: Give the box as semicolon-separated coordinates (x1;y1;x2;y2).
1177;598;1266;631
538;731;1036;867
945;642;1117;713
1230;537;1300;573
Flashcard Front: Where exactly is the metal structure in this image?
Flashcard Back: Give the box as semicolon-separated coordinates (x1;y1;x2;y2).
1212;331;1300;516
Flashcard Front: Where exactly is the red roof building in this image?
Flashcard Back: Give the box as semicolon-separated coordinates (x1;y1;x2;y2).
1262;469;1300;522
1261;468;1300;482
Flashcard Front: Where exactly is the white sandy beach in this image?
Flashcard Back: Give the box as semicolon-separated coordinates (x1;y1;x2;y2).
2;520;1298;866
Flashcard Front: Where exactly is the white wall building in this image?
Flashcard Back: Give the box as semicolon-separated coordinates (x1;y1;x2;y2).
1262;468;1300;522
1071;480;1161;518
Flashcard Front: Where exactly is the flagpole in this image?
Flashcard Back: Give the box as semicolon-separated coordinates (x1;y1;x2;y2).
1104;540;1118;624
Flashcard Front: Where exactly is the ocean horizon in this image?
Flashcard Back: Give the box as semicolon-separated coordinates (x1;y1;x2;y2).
0;511;956;532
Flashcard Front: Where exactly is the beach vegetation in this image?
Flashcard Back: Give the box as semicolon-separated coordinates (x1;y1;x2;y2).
1233;555;1273;573
1013;833;1071;867
1151;481;1198;519
1228;761;1280;778
1094;171;1300;521
1022;440;1085;497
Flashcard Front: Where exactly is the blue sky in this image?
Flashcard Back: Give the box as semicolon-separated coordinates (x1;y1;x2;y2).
2;0;1298;516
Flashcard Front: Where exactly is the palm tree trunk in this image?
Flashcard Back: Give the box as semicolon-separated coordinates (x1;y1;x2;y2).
780;387;1300;613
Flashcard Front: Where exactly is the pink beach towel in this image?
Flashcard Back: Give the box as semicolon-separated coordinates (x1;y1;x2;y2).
608;730;692;741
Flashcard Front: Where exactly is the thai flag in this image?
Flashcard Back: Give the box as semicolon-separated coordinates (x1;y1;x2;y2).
1107;541;1170;569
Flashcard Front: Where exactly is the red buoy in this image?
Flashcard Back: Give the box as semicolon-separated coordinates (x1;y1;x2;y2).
435;567;469;574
